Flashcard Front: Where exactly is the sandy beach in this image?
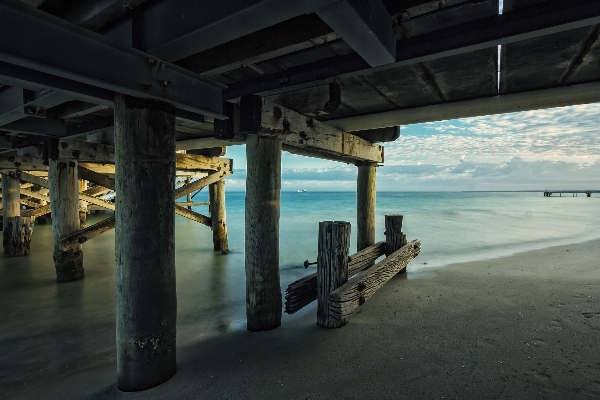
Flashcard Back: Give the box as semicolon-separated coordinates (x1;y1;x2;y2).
6;239;600;399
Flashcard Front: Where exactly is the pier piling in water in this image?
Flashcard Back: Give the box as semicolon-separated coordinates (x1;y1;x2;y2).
245;135;282;332
49;159;83;281
1;174;20;254
10;216;34;256
114;94;177;391
357;162;377;252
209;177;228;253
317;221;351;328
385;214;407;273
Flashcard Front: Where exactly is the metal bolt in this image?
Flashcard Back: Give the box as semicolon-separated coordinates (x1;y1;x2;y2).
273;106;282;119
303;260;317;268
160;80;170;88
72;150;80;158
8;156;15;162
148;58;155;66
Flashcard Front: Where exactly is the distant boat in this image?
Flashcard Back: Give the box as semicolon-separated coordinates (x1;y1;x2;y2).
296;189;306;193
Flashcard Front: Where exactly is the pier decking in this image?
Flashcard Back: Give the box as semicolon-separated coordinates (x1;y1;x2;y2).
1;0;600;392
544;190;599;197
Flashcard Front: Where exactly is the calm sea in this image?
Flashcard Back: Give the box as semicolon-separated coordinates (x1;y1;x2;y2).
1;191;599;395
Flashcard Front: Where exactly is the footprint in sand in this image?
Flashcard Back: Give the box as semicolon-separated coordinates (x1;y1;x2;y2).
550;319;565;329
530;338;547;347
576;381;600;399
535;373;558;394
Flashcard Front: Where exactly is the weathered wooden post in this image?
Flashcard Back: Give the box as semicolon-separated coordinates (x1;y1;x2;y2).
357;162;377;252
49;159;83;281
78;179;88;228
317;221;351;328
209;178;228;253
186;177;192;209
245;135;282;332
10;216;34;256
385;214;407;273
114;94;177;392
1;174;20;254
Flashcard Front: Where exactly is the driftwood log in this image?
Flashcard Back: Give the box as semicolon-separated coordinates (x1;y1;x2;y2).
328;240;421;322
285;241;386;314
10;216;34;256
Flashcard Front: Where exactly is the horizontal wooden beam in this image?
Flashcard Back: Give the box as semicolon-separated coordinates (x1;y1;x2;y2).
77;165;114;190
58;216;115;251
238;96;383;164
328;240;421;321
0;155;47;171
327;81;600;131
22;204;51;218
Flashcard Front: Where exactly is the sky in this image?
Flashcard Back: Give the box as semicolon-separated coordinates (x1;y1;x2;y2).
223;0;600;192
224;103;600;192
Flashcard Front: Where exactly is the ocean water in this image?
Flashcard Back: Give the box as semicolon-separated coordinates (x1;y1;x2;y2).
1;191;600;395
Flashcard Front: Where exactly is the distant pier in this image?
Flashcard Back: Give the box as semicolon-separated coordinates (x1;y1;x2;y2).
544;191;599;197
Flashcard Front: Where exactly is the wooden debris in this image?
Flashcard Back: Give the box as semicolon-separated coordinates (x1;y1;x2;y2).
284;241;386;314
328;240;421;321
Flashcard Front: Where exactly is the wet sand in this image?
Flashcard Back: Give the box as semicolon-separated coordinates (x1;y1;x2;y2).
5;239;600;399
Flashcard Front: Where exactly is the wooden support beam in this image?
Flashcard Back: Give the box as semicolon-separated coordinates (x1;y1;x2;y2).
114;94;176;391
49;159;84;282
174;170;230;200
329;240;421;322
316;0;395;67
78;165;114;189
317;221;351;328
10;215;34;256
22;204;51;219
58;216;115;251
285;241;385;315
238;96;383;164
175;153;232;173
357;163;377;252
20;188;50;202
1;173;20;254
0;154;47;171
173;205;211;227
351;126;400;143
209;179;228;253
245;135;282;332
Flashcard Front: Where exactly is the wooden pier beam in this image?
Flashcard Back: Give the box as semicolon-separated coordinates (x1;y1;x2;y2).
10;216;34;256
1;174;20;254
385;214;407;274
357;162;377;252
79;179;88;228
209;178;228;253
114;94;177;392
49;159;84;282
245;135;282;332
317;221;351;328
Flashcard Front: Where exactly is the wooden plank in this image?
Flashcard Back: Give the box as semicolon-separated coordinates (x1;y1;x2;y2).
0;155;48;171
174;170;230;200
20;188;50;202
173;205;211;227
175;153;232;173
328;240;421;321
58;216;115;250
78;165;115;189
79;192;115;210
21;204;51;218
58;140;115;163
238;96;383;164
284;241;386;314
0;169;48;188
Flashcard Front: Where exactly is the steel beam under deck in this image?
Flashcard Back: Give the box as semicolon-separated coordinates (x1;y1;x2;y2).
0;0;226;120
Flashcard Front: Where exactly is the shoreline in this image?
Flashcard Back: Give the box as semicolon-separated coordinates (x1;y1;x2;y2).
8;239;600;399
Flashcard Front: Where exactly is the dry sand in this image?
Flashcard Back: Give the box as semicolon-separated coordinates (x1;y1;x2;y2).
9;240;600;399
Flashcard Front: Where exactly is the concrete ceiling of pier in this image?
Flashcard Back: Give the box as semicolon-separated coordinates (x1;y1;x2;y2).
1;0;600;148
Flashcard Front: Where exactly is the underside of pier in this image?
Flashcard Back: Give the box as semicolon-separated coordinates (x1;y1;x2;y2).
1;0;599;392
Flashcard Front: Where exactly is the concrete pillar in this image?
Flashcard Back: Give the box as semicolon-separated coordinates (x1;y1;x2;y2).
114;94;176;392
209;178;228;253
245;135;282;332
357;162;377;252
78;179;88;228
49;160;83;281
2;174;20;254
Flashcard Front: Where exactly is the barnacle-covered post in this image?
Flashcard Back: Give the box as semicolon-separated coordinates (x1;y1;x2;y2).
1;174;20;254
